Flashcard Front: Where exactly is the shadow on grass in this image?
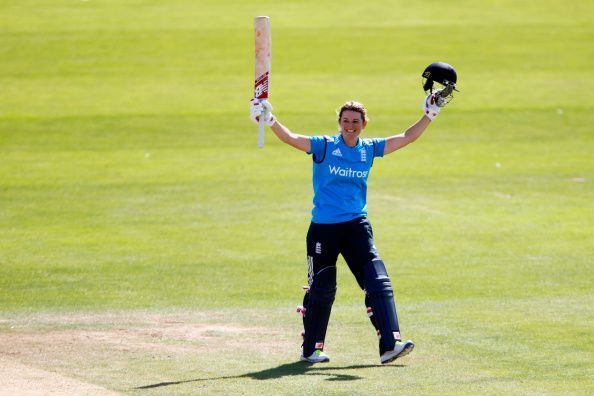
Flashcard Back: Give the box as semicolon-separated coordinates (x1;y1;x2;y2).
135;361;406;389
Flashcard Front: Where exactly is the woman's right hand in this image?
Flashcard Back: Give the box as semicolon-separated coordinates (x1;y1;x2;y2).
250;98;276;126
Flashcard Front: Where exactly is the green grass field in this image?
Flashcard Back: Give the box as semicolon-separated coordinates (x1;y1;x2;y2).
1;0;593;394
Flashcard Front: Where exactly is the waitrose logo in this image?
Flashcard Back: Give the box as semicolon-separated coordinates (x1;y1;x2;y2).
329;165;368;178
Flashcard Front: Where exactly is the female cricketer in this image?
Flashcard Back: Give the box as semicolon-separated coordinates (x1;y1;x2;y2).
249;92;445;364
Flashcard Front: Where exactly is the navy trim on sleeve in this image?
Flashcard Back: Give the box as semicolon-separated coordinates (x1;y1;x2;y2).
313;136;328;164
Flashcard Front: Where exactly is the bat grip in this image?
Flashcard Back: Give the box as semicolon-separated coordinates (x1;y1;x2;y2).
257;102;268;149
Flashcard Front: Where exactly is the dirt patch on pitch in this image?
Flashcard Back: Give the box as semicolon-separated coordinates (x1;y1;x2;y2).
0;357;121;395
0;310;295;394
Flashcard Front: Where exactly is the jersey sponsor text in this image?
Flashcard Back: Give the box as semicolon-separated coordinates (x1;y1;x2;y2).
328;165;369;179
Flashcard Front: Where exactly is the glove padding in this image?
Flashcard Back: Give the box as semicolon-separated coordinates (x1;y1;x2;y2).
422;92;441;120
250;98;276;126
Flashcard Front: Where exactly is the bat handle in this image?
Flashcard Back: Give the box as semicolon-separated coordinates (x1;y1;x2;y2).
257;119;265;149
257;101;268;149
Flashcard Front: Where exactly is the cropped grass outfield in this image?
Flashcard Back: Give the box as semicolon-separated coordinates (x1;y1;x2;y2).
1;0;593;394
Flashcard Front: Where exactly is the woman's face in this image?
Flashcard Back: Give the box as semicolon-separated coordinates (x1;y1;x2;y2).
339;110;367;141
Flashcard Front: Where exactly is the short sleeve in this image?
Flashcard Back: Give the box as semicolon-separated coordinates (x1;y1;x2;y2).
372;138;386;158
308;136;327;162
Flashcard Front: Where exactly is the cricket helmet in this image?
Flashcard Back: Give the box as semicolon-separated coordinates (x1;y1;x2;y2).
422;62;458;94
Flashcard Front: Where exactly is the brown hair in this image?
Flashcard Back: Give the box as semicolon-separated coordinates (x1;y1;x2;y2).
337;101;368;123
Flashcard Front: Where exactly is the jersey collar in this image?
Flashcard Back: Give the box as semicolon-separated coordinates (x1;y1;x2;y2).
338;134;362;149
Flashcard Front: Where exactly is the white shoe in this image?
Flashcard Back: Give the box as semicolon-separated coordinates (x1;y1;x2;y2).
380;340;414;364
300;350;330;363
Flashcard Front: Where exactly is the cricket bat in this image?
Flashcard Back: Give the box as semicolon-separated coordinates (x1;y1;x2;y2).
254;16;271;149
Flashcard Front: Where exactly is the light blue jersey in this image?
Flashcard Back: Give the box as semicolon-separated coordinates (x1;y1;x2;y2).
308;134;386;224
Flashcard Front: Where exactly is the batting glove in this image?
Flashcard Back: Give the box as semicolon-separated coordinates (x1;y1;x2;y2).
250;98;276;126
422;92;441;120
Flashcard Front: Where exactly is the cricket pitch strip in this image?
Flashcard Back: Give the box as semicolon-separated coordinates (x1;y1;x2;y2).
0;309;291;395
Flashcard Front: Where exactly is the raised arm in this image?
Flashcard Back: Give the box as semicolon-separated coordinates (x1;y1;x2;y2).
383;92;442;156
270;120;311;152
250;99;311;153
384;116;431;155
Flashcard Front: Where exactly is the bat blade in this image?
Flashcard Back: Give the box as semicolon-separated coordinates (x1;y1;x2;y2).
254;16;271;100
254;16;271;149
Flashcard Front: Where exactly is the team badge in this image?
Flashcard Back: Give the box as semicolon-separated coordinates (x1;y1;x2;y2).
315;242;322;254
